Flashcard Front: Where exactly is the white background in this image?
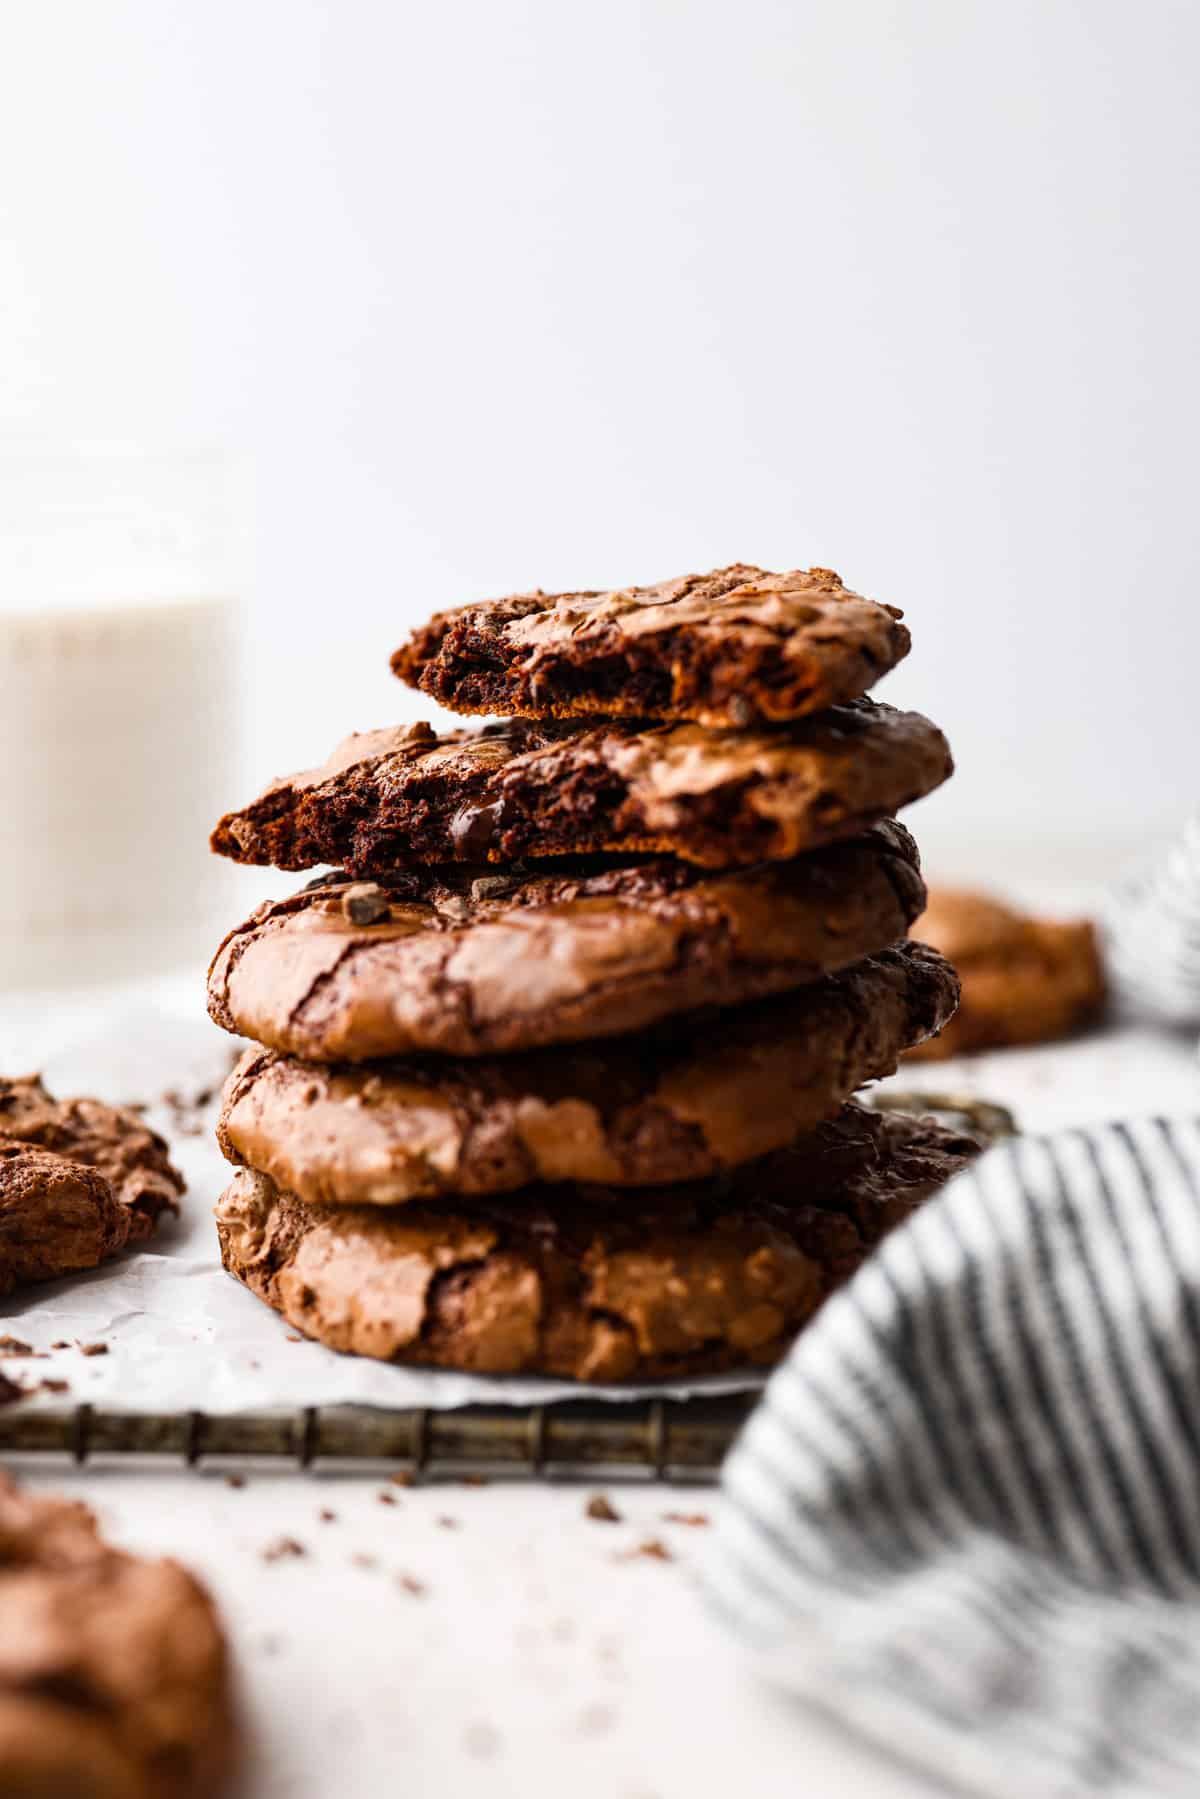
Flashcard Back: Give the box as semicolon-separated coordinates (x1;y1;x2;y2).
2;0;1198;882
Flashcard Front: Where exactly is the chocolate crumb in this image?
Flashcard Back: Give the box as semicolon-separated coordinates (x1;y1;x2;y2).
318;1508;337;1523
585;1494;622;1524
78;1342;109;1357
284;1333;303;1344
377;1491;397;1507
0;1336;34;1356
342;882;390;926
397;1573;427;1597
225;1474;247;1490
662;1511;710;1527
51;1341;70;1351
39;1377;69;1395
618;1538;673;1563
261;1536;307;1563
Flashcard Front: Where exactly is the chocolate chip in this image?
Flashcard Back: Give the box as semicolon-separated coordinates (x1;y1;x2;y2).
342;883;390;925
449;798;504;856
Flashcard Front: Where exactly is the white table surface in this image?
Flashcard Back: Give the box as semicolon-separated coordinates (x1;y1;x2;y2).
5;987;1198;1799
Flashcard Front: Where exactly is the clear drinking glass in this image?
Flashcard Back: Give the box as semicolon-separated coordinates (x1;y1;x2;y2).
0;449;244;989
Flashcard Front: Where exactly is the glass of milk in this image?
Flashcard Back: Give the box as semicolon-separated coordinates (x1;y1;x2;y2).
0;449;244;990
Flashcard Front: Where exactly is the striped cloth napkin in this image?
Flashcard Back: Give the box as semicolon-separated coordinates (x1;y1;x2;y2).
1103;814;1200;1027
705;820;1200;1799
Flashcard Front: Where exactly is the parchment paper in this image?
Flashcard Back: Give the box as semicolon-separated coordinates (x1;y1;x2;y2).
0;978;767;1411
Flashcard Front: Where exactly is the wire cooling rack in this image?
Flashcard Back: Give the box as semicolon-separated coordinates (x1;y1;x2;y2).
0;1092;1016;1483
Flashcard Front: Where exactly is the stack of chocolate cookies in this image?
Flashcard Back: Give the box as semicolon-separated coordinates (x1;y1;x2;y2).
206;565;975;1382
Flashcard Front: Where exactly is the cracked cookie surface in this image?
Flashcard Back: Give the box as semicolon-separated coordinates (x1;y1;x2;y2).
207;823;926;1060
210;701;952;874
0;1079;185;1295
391;564;911;728
216;943;960;1203
0;1075;183;1241
215;1104;981;1380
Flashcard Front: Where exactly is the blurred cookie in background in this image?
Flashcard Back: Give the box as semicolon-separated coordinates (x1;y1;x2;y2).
0;1473;237;1796
907;888;1106;1059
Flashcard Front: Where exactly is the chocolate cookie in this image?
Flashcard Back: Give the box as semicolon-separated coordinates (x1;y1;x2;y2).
216;942;960;1202
0;1144;131;1297
210;702;952;874
0;1076;184;1240
215;1106;981;1380
207;823;926;1061
391;564;911;728
0;1473;236;1797
908;888;1106;1060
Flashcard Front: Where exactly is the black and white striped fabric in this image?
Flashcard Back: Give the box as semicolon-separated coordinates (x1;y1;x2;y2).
705;1116;1200;1799
1102;814;1200;1027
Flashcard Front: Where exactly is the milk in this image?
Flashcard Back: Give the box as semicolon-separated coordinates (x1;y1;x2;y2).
0;454;243;989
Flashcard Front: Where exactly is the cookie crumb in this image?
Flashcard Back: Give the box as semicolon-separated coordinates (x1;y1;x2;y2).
397;1573;427;1597
618;1538;673;1563
51;1341;70;1350
284;1333;303;1344
351;1552;378;1571
377;1490;397;1507
78;1342;109;1357
662;1511;709;1527
225;1474;247;1490
261;1536;306;1563
585;1494;622;1524
436;1515;460;1530
39;1377;69;1395
318;1508;337;1523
